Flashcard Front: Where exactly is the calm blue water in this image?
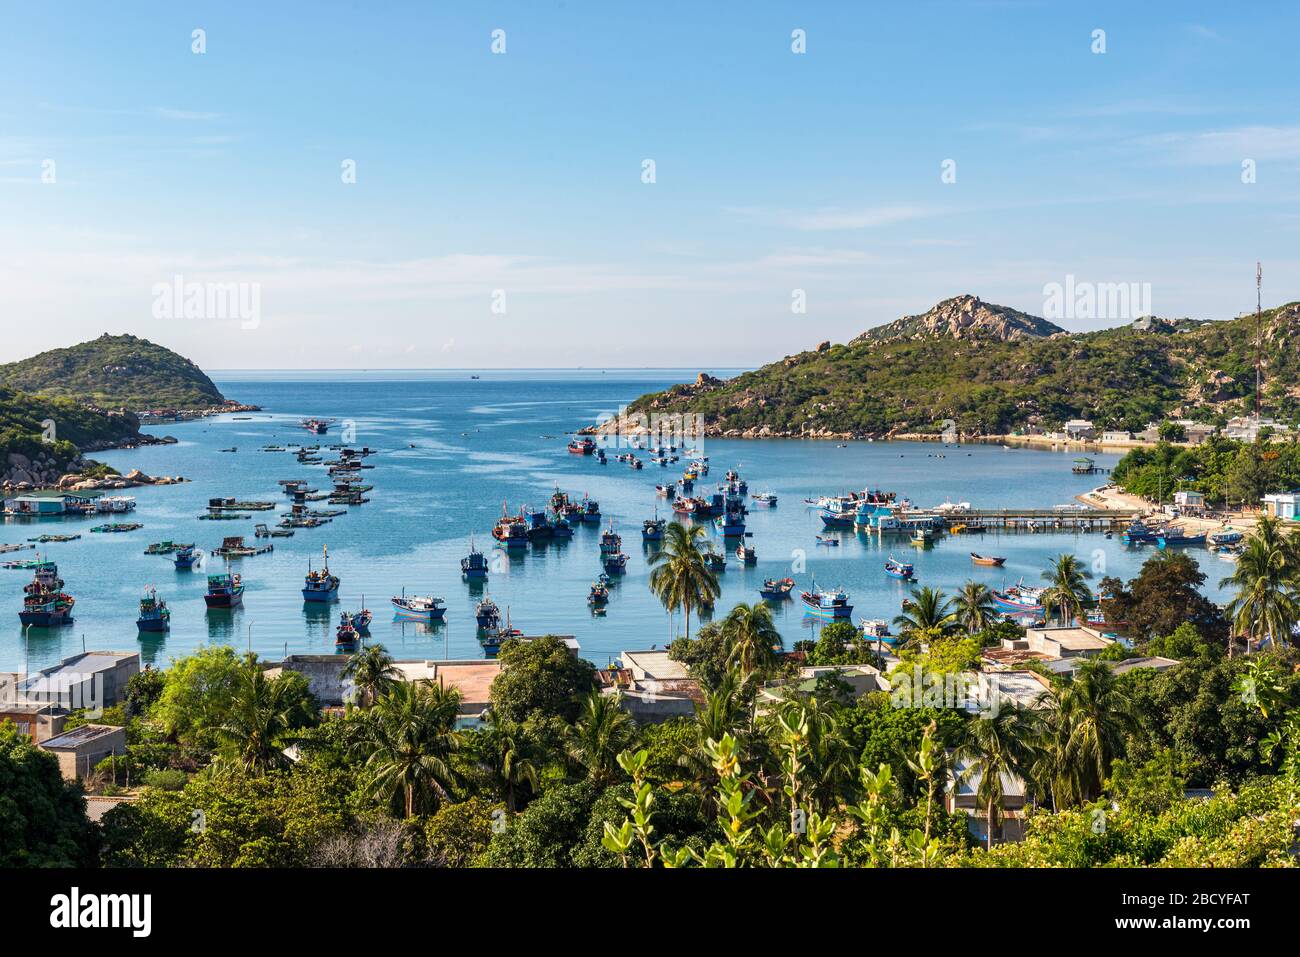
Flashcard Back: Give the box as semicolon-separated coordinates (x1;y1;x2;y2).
1;371;1234;672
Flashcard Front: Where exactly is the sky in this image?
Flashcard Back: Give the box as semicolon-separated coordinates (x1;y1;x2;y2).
2;1;1299;369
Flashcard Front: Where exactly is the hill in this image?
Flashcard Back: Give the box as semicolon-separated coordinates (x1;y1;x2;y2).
0;333;227;410
612;297;1300;438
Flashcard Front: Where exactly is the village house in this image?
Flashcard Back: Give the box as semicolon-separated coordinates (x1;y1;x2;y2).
1063;419;1096;439
945;755;1029;845
1173;489;1206;514
1020;625;1115;660
18;652;139;711
38;724;127;782
758;663;889;712
597;649;703;722
1262;492;1300;521
1099;430;1132;444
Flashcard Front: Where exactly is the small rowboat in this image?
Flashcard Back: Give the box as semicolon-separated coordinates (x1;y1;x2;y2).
815;536;839;547
884;557;914;580
970;553;1006;566
759;577;795;599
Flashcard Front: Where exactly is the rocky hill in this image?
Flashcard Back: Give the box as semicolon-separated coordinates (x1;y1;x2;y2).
0;333;228;411
608;296;1300;439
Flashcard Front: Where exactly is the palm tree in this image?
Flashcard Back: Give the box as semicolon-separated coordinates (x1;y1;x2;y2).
953;581;998;635
363;680;462;818
647;521;720;641
721;602;783;677
1040;553;1093;626
1220;515;1300;655
1039;660;1134;806
341;643;400;708
480;712;538;812
217;658;301;775
893;586;957;644
906;720;952;842
567;690;635;785
954;705;1042;850
678;668;749;787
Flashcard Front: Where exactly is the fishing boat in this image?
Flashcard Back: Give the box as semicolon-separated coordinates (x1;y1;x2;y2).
1208;529;1244;548
302;546;340;602
884;557;915;580
991;583;1046;614
599;524;622;555
800;584;853;619
1157;529;1207;549
144;540;184;555
475;597;502;630
641;517;666;542
567;437;596;455
860;619;898;648
735;543;757;565
703;549;726;572
715;505;746;537
391;592;446;621
136;587;171;632
302;418;330;435
174;545;201;569
751;491;778;506
723;469;748;495
492;504;530;548
603;552;628;575
759;577;795;599
340;608;373;634
461;540;490;580
815;536;839;547
970;553;1006;566
627;455;643;470
19;562;75;626
478;609;524;651
526;508;554;542
581;498;602;523
335;619;360;653
1121;520;1159;545
588;580;610;606
212;536;274;557
655;483;676;498
819;500;856;529
204;571;244;609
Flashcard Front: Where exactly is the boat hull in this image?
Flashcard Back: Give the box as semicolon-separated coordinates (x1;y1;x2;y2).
302;587;339;602
19;610;74;627
800;601;853;619
136;617;170;632
204;593;243;609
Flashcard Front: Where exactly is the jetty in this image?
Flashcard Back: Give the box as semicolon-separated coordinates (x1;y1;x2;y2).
936;507;1141;532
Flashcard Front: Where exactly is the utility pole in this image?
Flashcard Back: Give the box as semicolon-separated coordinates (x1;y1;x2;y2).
1256;262;1263;419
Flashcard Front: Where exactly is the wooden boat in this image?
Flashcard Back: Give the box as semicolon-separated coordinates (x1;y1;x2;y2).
735;543;756;565
970;553;1006;566
751;491;778;506
174;545;200;569
302;546;340;602
603;552;628;575
599;524;622;555
703;550;726;572
301;418;331;435
815;536;839;546
136;587;171;632
475;597;502;630
759;577;795;599
588;580;610;606
90;523;142;534
335;620;359;653
391;592;446;621
991;584;1045;614
212;536;273;558
461;540;490;580
581;498;601;523
204;572;244;609
19;562;75;626
1209;529;1244;548
884;557;914;580
567;438;596;455
800;585;853;619
492;504;530;548
340;608;372;633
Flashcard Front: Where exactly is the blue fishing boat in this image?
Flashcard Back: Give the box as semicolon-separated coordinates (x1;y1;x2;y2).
204;571;244;609
1209;529;1244;547
302;546;340;602
19;562;76;627
884;557;915;580
552;517;574;539
476;597;501;630
391;591;446;621
136;587;170;632
461;540;490;580
991;583;1045;615
819;501;856;529
1157;529;1207;549
335;619;359;653
174;545;200;569
599;524;622;555
642;516;666;542
759;577;795;599
1121;520;1159;545
340;608;372;634
526;509;554;541
582;498;602;524
588;580;609;606
800;584;853;619
603;552;628;575
716;505;746;537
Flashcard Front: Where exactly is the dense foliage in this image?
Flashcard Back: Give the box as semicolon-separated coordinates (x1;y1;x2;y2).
621;301;1300;436
0;333;226;410
1113;435;1300;505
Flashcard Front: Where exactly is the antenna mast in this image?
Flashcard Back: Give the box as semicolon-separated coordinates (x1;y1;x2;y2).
1256;262;1263;419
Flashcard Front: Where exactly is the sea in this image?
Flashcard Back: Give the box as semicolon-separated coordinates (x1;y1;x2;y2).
0;370;1236;672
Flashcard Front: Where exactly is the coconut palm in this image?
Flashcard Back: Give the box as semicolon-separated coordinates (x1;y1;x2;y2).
953;581;999;635
1038;660;1135;806
893;586;957;643
954;705;1042;850
217;658;302;774
363;680;462;818
341;643;400;708
479;712;539;812
567;690;635;785
1219;515;1300;655
648;521;721;641
678;668;749;786
1040;553;1093;626
722;602;784;677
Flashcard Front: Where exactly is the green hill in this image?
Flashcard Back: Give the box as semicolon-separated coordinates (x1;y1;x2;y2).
0;333;226;410
615;294;1300;438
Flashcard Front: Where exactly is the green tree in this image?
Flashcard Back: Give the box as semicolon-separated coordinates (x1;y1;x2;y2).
953;581;998;635
955;706;1042;850
153;645;247;749
0;723;97;866
1220;515;1300;654
1040;660;1135;807
567;691;636;786
893;586;957;644
721;602;783;677
647;521;720;641
489;635;597;724
341;643;400;708
1040;553;1093;626
363;681;463;818
423;796;503;866
217;657;318;775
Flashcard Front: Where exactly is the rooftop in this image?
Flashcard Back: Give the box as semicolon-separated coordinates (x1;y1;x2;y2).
41;723;123;750
621;649;688;681
391;659;500;711
21;652;138;695
1108;655;1181;675
1026;625;1113;654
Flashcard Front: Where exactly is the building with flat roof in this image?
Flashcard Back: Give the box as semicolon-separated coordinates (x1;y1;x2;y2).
620;650;689;682
39;724;126;781
19;652;139;711
1263;492;1300;521
1107;655;1181;675
1023;625;1114;659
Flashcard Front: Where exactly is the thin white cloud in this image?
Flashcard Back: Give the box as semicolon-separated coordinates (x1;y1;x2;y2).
1133;125;1300;164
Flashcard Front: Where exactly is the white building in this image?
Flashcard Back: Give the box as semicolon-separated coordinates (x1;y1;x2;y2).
1263;492;1300;521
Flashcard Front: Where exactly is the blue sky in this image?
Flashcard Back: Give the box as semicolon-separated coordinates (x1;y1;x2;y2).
2;1;1298;368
